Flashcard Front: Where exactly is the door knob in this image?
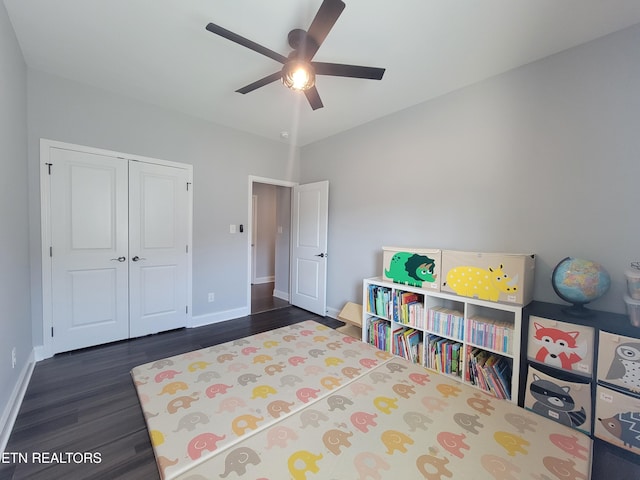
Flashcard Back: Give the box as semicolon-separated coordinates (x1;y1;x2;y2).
110;256;126;262
132;256;146;262
315;253;327;258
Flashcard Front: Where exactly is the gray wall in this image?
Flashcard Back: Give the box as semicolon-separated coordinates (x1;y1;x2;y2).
275;185;291;298
0;1;31;433
300;24;640;315
252;182;277;282
27;70;300;343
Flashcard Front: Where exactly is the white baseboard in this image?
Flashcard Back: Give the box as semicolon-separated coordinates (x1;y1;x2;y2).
189;306;250;328
252;276;275;285
1;349;36;453
326;306;340;320
273;289;289;301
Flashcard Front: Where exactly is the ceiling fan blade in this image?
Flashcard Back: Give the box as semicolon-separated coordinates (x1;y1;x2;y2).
236;72;282;94
312;62;385;80
304;86;324;110
304;0;345;60
206;23;288;64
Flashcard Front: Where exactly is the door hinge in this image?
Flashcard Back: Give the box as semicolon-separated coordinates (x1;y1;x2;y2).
186;245;189;254
49;246;53;257
185;306;189;314
51;327;54;337
187;182;192;191
45;163;52;175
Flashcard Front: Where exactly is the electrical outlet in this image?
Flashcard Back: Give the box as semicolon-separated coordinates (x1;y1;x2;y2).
208;292;215;302
11;348;16;368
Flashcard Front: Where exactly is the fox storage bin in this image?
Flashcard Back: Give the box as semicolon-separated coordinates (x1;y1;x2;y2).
527;315;595;377
441;250;535;305
382;246;441;290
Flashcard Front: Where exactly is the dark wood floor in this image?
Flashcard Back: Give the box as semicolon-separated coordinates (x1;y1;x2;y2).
1;305;637;479
0;307;339;480
250;282;289;314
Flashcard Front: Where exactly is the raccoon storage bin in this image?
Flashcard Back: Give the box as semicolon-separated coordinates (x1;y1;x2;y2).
524;364;592;435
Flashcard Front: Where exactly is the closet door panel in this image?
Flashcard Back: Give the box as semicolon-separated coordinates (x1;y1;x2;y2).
129;161;189;337
49;148;129;353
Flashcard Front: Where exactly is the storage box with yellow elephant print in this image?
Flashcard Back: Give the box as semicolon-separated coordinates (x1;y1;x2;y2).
382;246;442;291
441;250;536;305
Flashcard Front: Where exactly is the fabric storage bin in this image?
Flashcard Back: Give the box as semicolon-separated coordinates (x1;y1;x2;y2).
597;330;640;393
382;246;441;290
527;315;595;377
524;364;592;435
595;384;640;453
441;250;535;305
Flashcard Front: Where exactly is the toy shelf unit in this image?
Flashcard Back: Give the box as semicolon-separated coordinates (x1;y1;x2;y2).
363;277;523;403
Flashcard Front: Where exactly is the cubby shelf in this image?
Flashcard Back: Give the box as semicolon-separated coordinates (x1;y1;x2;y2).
363;276;522;403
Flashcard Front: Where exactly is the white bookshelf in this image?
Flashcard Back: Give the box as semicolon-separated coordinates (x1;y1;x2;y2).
363;276;522;403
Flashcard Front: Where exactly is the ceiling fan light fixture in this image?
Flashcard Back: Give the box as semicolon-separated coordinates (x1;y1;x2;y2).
282;61;315;91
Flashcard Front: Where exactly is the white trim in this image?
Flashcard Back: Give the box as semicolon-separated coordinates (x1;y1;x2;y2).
326;306;340;320
1;349;36;453
189;307;250;328
40;138;193;355
273;289;289;301
253;276;275;285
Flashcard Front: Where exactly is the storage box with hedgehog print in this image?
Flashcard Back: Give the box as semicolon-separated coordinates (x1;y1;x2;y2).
382;247;441;291
441;250;536;305
594;384;640;453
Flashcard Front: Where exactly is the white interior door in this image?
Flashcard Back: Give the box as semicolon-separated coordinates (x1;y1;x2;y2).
290;181;329;316
49;148;129;353
128;161;190;337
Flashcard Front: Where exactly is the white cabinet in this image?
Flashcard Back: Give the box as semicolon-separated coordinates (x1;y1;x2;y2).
363;276;522;403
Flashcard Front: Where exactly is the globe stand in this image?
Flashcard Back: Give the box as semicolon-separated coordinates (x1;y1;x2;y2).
561;302;595;318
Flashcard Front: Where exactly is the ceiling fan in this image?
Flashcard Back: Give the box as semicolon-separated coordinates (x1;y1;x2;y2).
205;0;386;110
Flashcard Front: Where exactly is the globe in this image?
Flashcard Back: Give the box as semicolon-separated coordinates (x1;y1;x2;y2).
552;257;611;316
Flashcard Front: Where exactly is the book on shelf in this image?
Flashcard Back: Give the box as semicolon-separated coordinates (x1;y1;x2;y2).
393;291;424;328
426;334;462;378
466;346;512;400
427;306;464;341
468;315;513;355
392;327;422;364
368;285;392;319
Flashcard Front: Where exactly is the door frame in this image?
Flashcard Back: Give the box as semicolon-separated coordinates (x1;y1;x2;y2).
247;176;297;312
40;139;193;359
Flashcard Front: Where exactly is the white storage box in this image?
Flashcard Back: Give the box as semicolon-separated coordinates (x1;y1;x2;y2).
441;250;535;305
382;247;441;290
624;295;640;328
625;266;640;300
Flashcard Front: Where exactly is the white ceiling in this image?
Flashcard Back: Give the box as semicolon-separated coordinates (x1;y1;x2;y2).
5;0;640;146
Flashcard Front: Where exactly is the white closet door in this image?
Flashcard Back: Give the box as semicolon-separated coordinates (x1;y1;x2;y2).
49;148;129;354
128;161;190;337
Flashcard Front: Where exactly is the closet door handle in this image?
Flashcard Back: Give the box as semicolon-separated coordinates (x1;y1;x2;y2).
132;256;146;262
110;256;126;262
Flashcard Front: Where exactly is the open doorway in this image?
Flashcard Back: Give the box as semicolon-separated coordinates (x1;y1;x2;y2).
249;178;294;314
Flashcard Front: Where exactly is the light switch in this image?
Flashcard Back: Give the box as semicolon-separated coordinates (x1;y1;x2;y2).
230;224;236;234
